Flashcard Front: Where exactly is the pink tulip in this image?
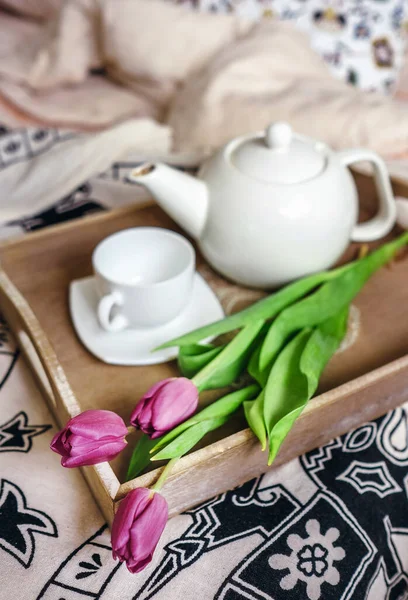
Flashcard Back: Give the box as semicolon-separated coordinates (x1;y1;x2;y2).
50;409;128;467
130;377;198;439
111;488;168;573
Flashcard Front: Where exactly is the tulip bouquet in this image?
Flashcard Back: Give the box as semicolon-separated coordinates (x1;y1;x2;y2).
50;377;200;573
51;232;408;574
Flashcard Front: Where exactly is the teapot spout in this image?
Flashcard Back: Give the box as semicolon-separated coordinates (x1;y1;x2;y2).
128;163;208;239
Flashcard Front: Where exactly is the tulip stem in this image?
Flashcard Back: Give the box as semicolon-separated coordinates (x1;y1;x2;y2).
151;457;179;493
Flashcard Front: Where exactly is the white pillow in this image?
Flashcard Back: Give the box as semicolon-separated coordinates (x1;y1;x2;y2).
171;0;407;94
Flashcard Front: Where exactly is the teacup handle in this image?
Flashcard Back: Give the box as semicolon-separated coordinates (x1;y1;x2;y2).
338;149;396;242
97;291;128;332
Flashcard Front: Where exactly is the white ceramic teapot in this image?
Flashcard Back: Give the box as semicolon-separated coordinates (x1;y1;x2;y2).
128;122;396;288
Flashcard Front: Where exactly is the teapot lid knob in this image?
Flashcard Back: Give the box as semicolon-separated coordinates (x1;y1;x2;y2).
230;122;326;184
266;122;292;149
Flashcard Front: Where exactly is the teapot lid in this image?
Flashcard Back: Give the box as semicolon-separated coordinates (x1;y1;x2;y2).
230;122;326;184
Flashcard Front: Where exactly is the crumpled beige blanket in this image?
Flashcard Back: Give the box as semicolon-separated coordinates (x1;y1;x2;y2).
0;0;408;158
167;21;408;155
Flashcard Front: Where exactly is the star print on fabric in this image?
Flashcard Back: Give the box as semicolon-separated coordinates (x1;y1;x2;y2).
0;412;51;453
0;479;57;567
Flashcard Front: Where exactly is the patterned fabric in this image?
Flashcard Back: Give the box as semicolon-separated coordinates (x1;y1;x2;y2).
0;125;408;599
171;0;407;93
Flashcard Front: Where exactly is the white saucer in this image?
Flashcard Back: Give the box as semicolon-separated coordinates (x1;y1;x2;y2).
69;274;224;365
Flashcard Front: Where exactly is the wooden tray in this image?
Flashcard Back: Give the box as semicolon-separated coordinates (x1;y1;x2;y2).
1;172;408;526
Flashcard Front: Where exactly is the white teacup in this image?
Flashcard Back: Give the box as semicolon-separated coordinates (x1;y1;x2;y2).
93;227;195;332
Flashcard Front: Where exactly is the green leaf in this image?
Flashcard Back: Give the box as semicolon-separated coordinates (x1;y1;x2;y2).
247;341;263;383
151;384;259;454
126;434;159;481
151;416;229;460
263;328;311;453
263;307;350;465
191;320;265;391
267;406;305;465
247;321;282;387
258;234;408;373
178;343;224;378
246;323;272;386
300;305;349;397
156;262;355;350
244;391;267;450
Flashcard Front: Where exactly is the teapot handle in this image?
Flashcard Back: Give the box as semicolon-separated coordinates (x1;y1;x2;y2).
338;149;396;242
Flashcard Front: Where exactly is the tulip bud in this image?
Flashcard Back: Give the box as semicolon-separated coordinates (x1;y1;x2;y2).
50;409;128;467
111;488;168;573
130;377;198;439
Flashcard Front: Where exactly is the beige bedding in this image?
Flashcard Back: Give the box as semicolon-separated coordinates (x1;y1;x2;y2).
0;0;407;169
